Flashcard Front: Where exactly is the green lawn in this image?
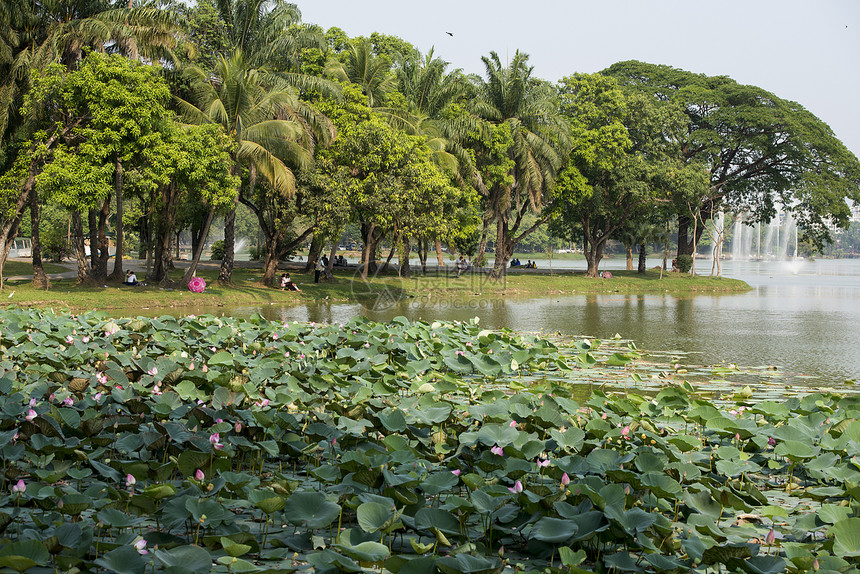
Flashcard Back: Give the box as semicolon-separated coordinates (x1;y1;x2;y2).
3;260;70;276
0;265;750;314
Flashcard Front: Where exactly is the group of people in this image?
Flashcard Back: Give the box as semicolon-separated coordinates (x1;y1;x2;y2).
510;259;537;269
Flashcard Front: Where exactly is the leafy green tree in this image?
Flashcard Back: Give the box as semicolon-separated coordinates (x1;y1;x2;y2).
552;74;708;277
604;60;860;255
177;49;331;283
134;122;238;283
468;51;570;278
9;53;172;285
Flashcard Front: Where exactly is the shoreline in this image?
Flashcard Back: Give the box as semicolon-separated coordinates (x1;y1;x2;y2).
0;258;751;315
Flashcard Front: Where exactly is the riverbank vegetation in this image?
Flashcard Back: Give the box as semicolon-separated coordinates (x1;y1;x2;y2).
0;309;858;574
1;1;858;289
0;266;750;314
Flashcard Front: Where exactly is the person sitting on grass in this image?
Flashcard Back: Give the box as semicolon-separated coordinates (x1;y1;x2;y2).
284;273;300;291
125;270;139;286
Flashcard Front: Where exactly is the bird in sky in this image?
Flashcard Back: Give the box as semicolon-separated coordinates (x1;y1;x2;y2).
446;32;453;36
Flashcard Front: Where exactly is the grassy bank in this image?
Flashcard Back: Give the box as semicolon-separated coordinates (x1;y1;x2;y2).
0;264;750;314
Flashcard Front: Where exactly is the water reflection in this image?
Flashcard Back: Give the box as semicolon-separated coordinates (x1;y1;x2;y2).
127;259;860;383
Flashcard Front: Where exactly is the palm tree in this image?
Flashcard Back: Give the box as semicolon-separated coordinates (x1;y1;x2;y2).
469;51;570;278
176;49;329;283
196;0;335;280
325;39;396;107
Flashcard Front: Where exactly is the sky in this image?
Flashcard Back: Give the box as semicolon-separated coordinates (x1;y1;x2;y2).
297;0;860;159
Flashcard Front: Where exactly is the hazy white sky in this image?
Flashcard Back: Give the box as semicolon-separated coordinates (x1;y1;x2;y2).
297;0;860;159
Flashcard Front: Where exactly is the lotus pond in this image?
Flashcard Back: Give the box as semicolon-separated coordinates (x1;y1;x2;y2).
1;308;859;574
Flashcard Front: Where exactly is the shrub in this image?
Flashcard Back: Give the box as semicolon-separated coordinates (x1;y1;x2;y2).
209;239;225;260
42;227;71;262
677;254;693;273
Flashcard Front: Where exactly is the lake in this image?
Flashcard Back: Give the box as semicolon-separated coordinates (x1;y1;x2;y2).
213;257;860;386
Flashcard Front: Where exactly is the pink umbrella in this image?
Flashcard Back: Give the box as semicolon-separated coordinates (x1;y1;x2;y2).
188;277;206;293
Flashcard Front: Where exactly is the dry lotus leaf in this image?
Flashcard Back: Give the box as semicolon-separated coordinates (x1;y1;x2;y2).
69;378;89;392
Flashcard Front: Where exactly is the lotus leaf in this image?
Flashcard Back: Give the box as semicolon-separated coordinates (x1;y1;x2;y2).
830;518;860;557
530;516;579;543
284;492;341;529
155;545;213;574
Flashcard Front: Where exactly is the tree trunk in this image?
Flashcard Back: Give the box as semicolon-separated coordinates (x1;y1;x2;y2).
261;233;280;287
360;223;377;280
474;214;492;267
305;234;323;272
418;237;427;273
381;236;396;273
637;243;647;273
490;217;512;279
324;241;337;281
183;206;215;285
152;181;178;283
584;240;606;278
30;181;49;289
625;245;633;270
218;203;237;283
110;157;124;280
398;235;410;278
72;211;91;283
434;237;444;267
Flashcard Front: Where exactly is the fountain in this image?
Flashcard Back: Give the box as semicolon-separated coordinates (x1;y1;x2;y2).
730;212;799;261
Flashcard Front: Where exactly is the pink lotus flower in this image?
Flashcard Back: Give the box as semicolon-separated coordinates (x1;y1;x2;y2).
11;479;25;494
202;365;208;373
65;335;74;344
272;333;279;340
537;459;550;468
451;469;461;477
126;474;136;487
194;469;205;481
768;436;776;446
96;372;108;385
209;433;223;450
147;367;158;376
94;392;103;402
255;399;269;407
189;363;195;370
491;445;504;456
63;397;74;406
621;426;630;436
508;480;523;494
509;420;517;427
765;529;776;545
234;422;242;433
29;398;36;407
561;473;570;486
25;409;37;422
134;539;148;555
188;276;206;293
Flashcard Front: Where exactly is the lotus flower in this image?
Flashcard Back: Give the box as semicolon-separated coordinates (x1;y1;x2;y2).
126;474;136;487
11;479;25;494
451;469;461;477
134;538;148;555
25;409;37;422
188;276;206;293
491;445;504;456
561;472;570;486
195;469;205;481
508;480;523;494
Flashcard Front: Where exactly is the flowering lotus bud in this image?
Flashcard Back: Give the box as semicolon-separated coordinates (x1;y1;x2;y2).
813;558;819;571
765;529;775;545
195;469;205;481
126;474;136;487
561;472;570;486
11;479;25;494
508;480;523;494
134;539;148;555
491;445;504;456
25;409;37;422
